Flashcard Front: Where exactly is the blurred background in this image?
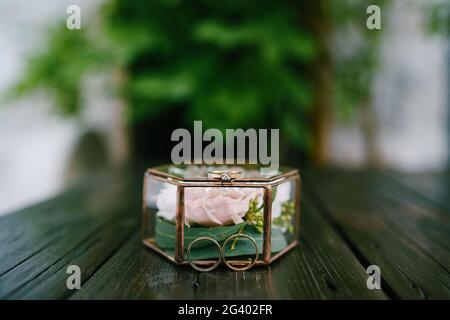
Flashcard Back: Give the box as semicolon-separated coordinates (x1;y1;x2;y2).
0;0;449;215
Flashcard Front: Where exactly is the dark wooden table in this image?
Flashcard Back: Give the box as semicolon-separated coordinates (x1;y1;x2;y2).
1;168;449;299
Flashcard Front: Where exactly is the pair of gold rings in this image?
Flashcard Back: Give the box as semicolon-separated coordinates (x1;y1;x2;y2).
187;234;258;272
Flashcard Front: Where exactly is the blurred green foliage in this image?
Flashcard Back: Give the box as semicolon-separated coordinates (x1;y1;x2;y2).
330;0;385;118
11;28;106;115
110;0;316;136
426;1;450;34
10;0;319;155
8;0;448;158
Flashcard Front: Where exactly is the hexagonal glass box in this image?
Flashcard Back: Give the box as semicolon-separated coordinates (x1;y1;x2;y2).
142;164;301;270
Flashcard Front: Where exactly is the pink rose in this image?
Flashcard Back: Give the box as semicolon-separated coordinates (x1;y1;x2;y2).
156;185;263;226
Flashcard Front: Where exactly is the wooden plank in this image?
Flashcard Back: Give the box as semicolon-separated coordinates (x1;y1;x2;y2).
70;233;201;300
7;216;137;299
2;167;404;299
374;172;450;271
196;199;387;300
305;169;450;299
71;195;386;299
0;172;141;299
385;171;450;212
0;185;94;276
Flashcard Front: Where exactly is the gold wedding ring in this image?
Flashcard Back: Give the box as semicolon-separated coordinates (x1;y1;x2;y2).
207;170;242;181
187;236;222;272
222;233;259;271
187;234;258;272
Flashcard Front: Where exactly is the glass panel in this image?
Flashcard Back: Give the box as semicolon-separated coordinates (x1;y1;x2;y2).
143;174;178;259
144;174;299;265
183;186;265;265
152;164;294;180
271;179;296;249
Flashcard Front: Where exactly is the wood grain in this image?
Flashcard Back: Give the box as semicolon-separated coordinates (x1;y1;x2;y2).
305;169;450;299
1;168;448;299
71;198;385;299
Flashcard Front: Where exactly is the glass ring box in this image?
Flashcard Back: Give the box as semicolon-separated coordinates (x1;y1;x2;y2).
142;164;301;271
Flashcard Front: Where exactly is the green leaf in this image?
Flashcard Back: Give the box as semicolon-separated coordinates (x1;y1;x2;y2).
155;218;245;249
155;218;288;260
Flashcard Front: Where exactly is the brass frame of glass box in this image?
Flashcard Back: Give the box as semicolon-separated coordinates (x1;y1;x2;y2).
142;166;301;268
